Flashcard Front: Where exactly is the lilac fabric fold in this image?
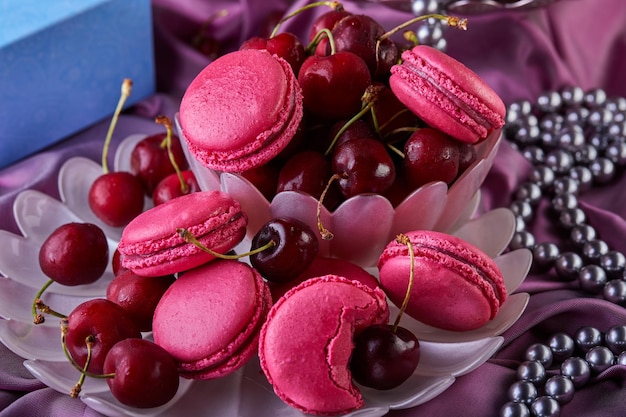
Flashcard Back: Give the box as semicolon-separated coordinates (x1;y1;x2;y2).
2;0;626;416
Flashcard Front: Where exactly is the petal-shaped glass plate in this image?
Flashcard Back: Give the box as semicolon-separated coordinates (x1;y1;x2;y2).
451;207;515;258
0;319;64;361
113;133;147;173
360;374;455;410
0;276;93;327
24;359;109;395
4;190;116;296
417;337;504;377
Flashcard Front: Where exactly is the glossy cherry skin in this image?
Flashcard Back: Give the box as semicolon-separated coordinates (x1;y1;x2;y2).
239;162;280;201
298;51;372;121
111;248;127;276
104;338;179;408
308;8;352;56
106;269;176;332
250;217;319;283
88;172;145;227
403;128;461;188
458;142;478;174
240;32;306;74
130;133;188;196
331;14;398;79
152;170;200;206
65;298;141;373
38;223;109;286
277;151;333;197
350;324;420;390
332;137;396;198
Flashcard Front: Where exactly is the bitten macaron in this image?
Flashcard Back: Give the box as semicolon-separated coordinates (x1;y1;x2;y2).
389;45;505;144
259;275;389;416
117;190;247;276
153;259;272;379
378;230;507;331
179;49;304;172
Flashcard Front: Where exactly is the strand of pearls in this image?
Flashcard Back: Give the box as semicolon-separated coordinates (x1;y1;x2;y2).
505;87;626;305
499;325;626;417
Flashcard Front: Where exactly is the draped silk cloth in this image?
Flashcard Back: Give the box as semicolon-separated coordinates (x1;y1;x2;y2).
1;1;626;416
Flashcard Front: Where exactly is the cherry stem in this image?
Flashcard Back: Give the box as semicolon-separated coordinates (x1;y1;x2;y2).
156;115;188;194
316;173;342;240
101;79;132;173
32;279;67;324
177;228;275;258
323;85;384;156
61;319;114;387
386;142;405;159
392;233;415;332
378;14;467;44
270;1;344;38
306;28;336;56
379;109;412;134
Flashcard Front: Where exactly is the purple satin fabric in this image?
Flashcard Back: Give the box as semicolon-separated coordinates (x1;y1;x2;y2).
2;1;626;416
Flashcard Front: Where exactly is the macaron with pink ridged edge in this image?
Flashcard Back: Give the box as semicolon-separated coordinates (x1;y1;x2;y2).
179;49;304;172
390;45;505;144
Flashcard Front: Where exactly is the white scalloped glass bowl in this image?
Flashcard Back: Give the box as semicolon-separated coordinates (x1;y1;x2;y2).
175;114;503;267
0;131;532;417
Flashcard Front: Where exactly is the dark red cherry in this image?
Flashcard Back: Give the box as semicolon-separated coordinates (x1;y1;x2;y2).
403;128;460;188
104;338;179;408
38;223;109;286
332;137;396;198
308;8;352;56
241;32;306;74
65;299;141;373
152;170;200;206
106;270;176;332
298;51;372;121
350;324;420;390
111;248;127;276
458;142;478;174
130;133;188;196
88;172;145;227
331;14;398;79
239;162;280;201
250;217;319;283
276;150;339;205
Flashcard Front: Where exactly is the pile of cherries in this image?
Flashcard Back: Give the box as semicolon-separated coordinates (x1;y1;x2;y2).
30;2;488;410
195;1;477;208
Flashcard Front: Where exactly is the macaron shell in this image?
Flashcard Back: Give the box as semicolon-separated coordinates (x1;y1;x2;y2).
390;45;505;144
378;231;507;332
118;191;247;276
152;259;271;378
259;275;389;416
179;49;303;171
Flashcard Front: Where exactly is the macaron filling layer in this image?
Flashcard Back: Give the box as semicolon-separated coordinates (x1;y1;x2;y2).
391;49;505;140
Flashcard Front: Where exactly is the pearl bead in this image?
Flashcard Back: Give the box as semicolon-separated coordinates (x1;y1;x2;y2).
618;351;626;366
517;360;546;384
548;333;575;361
533;242;560;266
569;224;596;247
581;239;609;264
558;207;586;229
585;346;615;373
552;177;579;195
516;182;543;206
568;166;593;192
573;144;598;165
556;124;585;148
530;396;560;417
554;252;584;281
411;0;441;15
545;149;574;174
578;265;608;293
603;280;626;305
509;100;533;116
560;357;591;387
510;231;536;251
500;402;531;417
508;380;538;404
599;251;626;278
605;325;626;354
537;91;563;112
544;375;575;404
539;113;564;133
574;326;603;352
560;86;584;106
551;193;578;212
605;141;626;166
525;343;553;367
510;200;534;222
590;157;616;183
584;88;607;107
521;146;545;164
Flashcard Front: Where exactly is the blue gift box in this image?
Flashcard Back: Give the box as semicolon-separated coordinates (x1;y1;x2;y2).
0;0;155;168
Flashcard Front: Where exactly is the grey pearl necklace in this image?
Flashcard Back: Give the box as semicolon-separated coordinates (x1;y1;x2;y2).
504;86;626;305
499;325;626;417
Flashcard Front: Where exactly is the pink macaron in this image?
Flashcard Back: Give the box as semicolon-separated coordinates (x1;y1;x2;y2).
179;49;304;172
389;45;505;144
259;275;389;416
378;231;507;332
117;190;247;276
153;259;272;379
